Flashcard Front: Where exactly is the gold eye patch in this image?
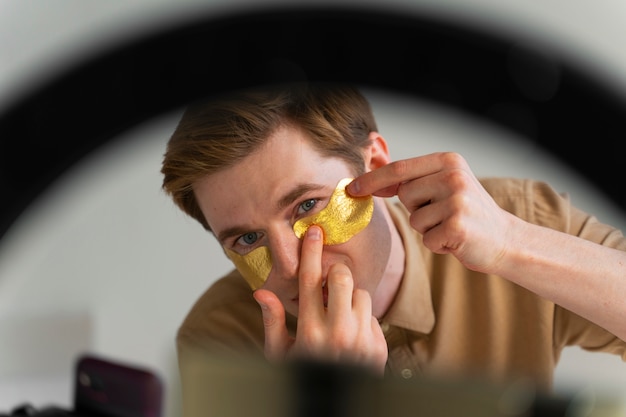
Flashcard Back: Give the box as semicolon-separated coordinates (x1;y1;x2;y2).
225;178;373;290
293;178;373;244
225;246;271;291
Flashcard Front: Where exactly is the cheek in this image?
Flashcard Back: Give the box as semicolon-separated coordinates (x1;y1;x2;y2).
352;204;391;281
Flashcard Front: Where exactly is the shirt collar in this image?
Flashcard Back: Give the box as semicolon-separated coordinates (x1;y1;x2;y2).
381;199;435;334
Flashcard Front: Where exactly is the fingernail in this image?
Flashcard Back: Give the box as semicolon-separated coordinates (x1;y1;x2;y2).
307;225;322;240
347;179;360;195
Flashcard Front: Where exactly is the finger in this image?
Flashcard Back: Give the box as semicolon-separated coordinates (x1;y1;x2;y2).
326;263;354;321
253;289;291;362
351;287;373;320
407;199;446;235
348;152;464;197
369;316;389;373
297;225;325;321
347;157;426;197
352;288;377;344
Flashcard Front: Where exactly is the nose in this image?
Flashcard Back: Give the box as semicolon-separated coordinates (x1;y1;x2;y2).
265;225;301;283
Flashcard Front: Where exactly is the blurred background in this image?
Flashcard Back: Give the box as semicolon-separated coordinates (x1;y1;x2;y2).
1;1;626;416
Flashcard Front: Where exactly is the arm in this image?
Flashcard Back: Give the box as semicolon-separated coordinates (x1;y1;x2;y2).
347;151;626;341
495;216;626;340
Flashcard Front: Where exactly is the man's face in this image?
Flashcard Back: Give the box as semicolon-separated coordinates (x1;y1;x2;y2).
193;125;392;318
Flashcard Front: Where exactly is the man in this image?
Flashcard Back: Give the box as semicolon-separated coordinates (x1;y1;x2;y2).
161;83;625;408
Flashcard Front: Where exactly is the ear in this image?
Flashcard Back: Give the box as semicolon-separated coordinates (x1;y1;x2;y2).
363;131;391;172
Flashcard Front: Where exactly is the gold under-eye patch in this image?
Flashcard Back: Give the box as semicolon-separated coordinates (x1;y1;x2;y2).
225;178;373;290
225;246;271;291
293;178;373;245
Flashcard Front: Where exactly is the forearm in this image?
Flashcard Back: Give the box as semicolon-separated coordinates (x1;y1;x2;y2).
494;216;626;341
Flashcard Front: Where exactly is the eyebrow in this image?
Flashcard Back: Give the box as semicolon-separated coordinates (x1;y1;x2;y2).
276;182;327;211
216;182;328;244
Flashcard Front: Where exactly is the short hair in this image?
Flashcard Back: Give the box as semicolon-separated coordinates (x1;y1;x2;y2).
161;82;379;231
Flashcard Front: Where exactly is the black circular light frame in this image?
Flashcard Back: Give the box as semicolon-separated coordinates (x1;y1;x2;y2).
1;6;625;241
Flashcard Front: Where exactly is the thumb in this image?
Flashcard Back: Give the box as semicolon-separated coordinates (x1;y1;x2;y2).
253;289;292;362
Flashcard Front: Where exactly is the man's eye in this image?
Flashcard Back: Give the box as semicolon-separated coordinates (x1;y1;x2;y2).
297;199;317;215
237;232;259;246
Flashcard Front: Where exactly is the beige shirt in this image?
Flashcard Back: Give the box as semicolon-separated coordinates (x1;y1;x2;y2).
177;177;626;401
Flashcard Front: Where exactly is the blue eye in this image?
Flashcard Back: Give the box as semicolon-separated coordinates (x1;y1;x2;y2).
238;232;259;246
298;199;317;215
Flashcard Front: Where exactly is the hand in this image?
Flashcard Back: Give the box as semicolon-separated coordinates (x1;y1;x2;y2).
348;152;516;273
349;152;626;342
253;225;388;375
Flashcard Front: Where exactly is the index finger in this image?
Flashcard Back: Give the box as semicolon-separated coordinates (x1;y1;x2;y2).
297;225;325;321
347;158;425;197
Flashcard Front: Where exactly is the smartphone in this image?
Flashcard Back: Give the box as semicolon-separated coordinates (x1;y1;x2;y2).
72;354;163;417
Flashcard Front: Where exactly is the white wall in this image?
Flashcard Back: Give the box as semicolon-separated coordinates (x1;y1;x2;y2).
1;1;626;416
0;112;229;416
